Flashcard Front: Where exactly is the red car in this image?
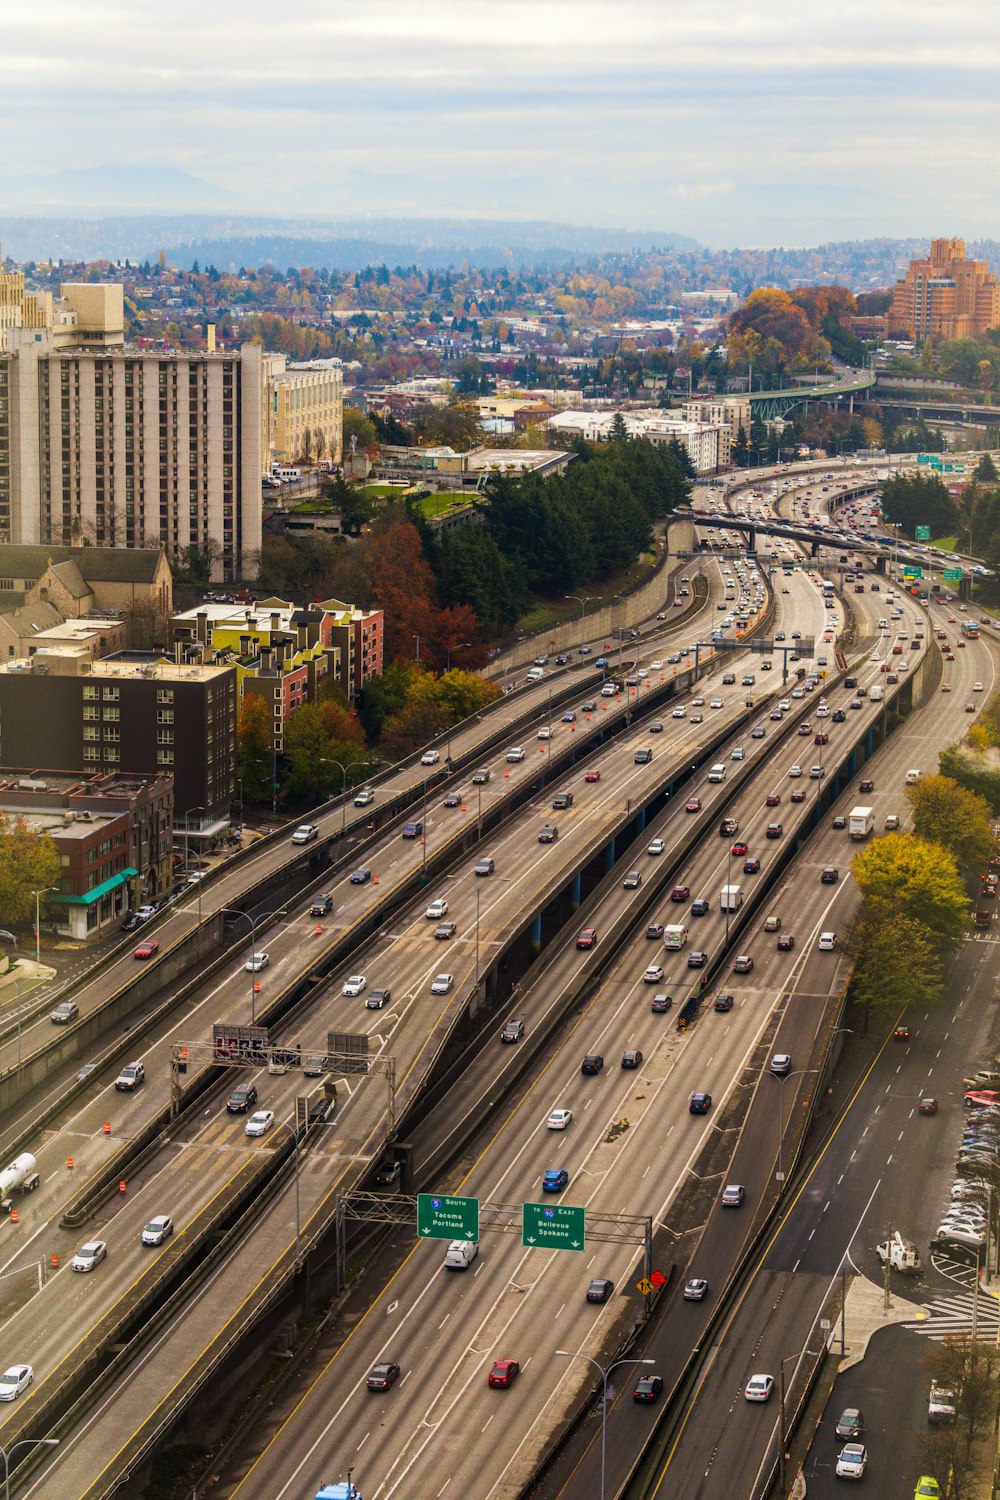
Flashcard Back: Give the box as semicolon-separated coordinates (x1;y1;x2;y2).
488;1359;520;1389
765;793;781;807
893;1024;910;1041
670;885;690;902
730;842;748;857
584;769;601;783
685;798;702;813
134;940;159;960
576;928;598;950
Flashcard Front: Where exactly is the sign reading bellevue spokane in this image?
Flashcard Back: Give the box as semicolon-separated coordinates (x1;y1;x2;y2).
522;1201;586;1251
417;1193;479;1241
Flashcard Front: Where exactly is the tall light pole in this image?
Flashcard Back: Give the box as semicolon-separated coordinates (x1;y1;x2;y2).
1;1438;60;1498
769;1067;819;1185
0;935;24;1069
31;887;57;966
445;641;471;672
565;594;597;652
221;907;288;1024
412;633;420;664
273;1119;303;1269
554;1352;654;1500
475;885;482;985
320;758;374;840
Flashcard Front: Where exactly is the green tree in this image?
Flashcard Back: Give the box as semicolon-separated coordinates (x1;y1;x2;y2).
343;407;377;454
974;452;998;483
849;908;943;1030
939;746;1000;816
283;705;337;799
236;692;272;803
852;833;969;952
921;1336;1000;1500
907;774;996;875
609;411;629;443
379;699;451;761
359;660;413;738
0;815;61;927
411;668;501;723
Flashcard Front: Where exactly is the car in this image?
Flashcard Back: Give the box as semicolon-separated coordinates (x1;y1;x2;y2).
435;921;457;940
134;939;159;960
51;1000;79;1024
245;951;269;972
367;1361;401;1392
919;1097;939;1115
633;1374;664;1403
115;1061;145;1091
303;1055;327;1077
555;656;570;667
788;764;802;779
832;708;846;722
373;1156;402;1187
425;898;449;920
821;867;839;884
744;1373;775;1402
291;823;319;844
560;711;576;724
420;750;441;766
648;838;666;856
538;824;559;844
646;922;664;940
893;1023;910;1041
443;791;462;809
489;1359;520;1389
649;720;664;734
71;1239;108;1272
431;973;454;995
770;1053;791;1075
687;950;708;968
743;857;760;874
246;1109;275;1137
581;1054;604;1074
975;681;985;693
766;821;784;839
353;787;375;807
623;870;642;890
547;1107;573;1130
0;1365;33;1401
227;1082;258;1114
350;868;372;885
402;820;423;839
835;1409;865;1445
832;815;847;830
576;927;598;949
475;856;495;876
309;893;334;916
506;746;526;764
966;702;976;713
501;1018;526;1044
914;1479;941;1499
722;1183;745;1207
836;1444;868;1479
777;933;795;951
752;725;766;738
586;1278;614;1303
714;992;734;1012
584;769;602;783
542;1168;570;1192
733;955;754;973
650;992;673;1013
818;931;837;951
690;1092;712;1114
672;707;687;720
691;898;710;917
141;1215;174;1247
670;885;690;902
765;793;781;808
685;798;702;813
622;1048;643;1069
683;1276;708;1301
730;841;748;857
719;817;739;836
342;974;367;996
366;987;392;1009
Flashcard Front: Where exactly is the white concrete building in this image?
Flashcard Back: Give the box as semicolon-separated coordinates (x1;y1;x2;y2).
545;408;729;474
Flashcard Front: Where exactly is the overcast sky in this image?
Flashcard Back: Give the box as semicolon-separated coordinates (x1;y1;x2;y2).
4;0;1000;246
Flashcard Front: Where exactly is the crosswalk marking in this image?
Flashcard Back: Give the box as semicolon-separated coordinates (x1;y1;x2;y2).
904;1291;1000;1342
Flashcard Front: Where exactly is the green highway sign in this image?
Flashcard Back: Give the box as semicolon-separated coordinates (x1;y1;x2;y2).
942;568;964;581
522;1201;586;1252
903;567;922;580
417;1193;479;1241
916;525;931;541
918;453;931;464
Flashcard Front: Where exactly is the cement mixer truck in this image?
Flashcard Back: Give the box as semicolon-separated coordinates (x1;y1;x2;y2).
0;1153;40;1213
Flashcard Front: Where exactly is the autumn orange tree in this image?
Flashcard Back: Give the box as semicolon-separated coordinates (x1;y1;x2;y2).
236;692;272;802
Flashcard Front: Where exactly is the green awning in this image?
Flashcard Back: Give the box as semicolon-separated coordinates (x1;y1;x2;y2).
50;868;138;906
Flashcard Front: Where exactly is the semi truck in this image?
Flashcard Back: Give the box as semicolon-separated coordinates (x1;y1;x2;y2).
663;924;688;950
848;805;875;841
876;1229;921;1274
0;1153;40;1213
720;884;743;912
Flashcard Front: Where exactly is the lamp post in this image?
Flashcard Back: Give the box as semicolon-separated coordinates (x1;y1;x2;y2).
182;805;206;922
320;759;374;840
0;935;23;1069
1;1438;60;1499
565;594;597;653
274;1118;303;1269
475;884;482;985
412;633;420;664
221;907;289;1024
237;776;245;844
768;1067;819;1185
445;641;471;672
30;887;57;967
554;1352;653;1500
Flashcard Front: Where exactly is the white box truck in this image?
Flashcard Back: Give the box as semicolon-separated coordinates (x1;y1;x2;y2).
720;884;743;912
848;806;875;840
663;924;688;950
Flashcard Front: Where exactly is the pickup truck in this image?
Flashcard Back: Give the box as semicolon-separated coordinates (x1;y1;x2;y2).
309;893;334;917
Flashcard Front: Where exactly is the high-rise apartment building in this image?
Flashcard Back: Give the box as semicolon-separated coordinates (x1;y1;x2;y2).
888;238;1000;341
0;330;263;578
268;357;344;466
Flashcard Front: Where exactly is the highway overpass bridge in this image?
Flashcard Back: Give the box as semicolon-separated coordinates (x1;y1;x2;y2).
748;368;875;421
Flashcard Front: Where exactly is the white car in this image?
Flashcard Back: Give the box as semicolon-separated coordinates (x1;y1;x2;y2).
245;952;269;972
420;749;440;766
644;964;665;983
71;1240;107;1272
974;681;984;692
651;660;664;670
709;697;724;709
291;823;319;845
141;1215;174;1247
425;898;449;920
353;787;375;806
507;747;526;763
431;973;454;995
547;1108;573;1130
788;764;802;778
245;1110;276;1138
836;1443;868;1479
342;974;367;996
672;707;687;719
818;931;836;951
744;1373;775;1402
0;1365;33;1401
647;838;665;856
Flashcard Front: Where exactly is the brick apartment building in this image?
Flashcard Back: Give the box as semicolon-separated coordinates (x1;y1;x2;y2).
888;238;1000;340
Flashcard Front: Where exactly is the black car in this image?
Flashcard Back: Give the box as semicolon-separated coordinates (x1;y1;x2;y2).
435;920;457;940
743;857;760;873
622;1049;643;1069
835;1407;864;1440
120;911;141;932
367;1361;401;1392
586;1278;614;1303
633;1374;664;1403
373;1157;402;1187
714;992;734;1012
350;868;372;885
690;1092;712;1114
581;1054;604;1074
859;778;874;793
366;987;392;1009
821;867;840;884
832;709;847;723
227;1082;258;1114
443;792;462;808
538;824;559;844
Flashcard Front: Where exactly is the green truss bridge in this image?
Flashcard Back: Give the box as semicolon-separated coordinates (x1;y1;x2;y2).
749;368;875;422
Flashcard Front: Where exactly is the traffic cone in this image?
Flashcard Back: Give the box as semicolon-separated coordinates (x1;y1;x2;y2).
104;1120;111;1135
11;1209;18;1224
67;1157;74;1170
314;924;323;935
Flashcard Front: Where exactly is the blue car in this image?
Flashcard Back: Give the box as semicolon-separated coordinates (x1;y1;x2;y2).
542;1169;569;1193
596;657;609;668
691;898;710;917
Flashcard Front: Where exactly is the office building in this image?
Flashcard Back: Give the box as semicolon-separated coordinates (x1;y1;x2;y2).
268;358;344;467
888;238;1000;341
545;409;729;473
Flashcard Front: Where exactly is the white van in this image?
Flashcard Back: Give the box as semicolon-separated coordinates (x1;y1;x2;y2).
905;768;921;785
526;666;545;682
707;763;726;783
444;1240;479;1270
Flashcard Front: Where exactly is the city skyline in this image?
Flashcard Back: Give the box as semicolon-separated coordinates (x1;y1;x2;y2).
5;1;1000;246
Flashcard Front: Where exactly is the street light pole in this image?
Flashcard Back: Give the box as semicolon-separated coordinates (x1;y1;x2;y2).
769;1067;819;1185
565;594;597;653
475;885;481;985
554;1352;653;1500
1;1438;60;1498
220;906;288;1024
31;887;57;966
